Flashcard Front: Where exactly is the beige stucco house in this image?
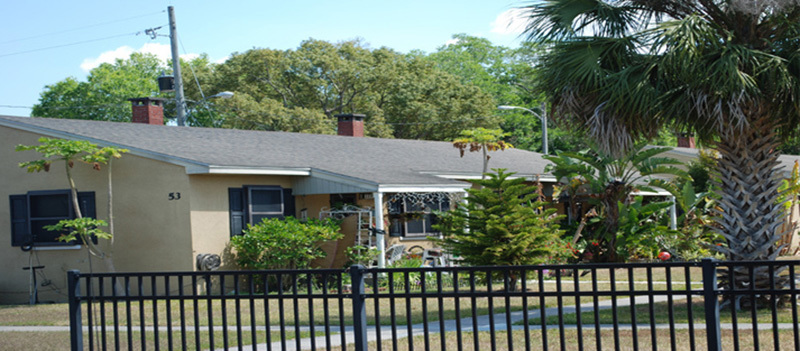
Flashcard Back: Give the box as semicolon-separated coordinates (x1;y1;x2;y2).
0;100;554;303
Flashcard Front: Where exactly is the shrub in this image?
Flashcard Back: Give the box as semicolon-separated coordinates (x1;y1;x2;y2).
230;217;342;271
345;245;380;267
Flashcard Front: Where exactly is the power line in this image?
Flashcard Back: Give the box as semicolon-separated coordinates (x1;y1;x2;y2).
0;10;165;45
0;32;141;58
180;37;207;100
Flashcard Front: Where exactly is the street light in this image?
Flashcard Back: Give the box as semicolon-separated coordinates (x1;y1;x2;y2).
206;91;234;100
498;102;548;155
184;91;234;127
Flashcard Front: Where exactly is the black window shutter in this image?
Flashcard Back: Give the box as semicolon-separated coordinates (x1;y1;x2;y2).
77;192;97;244
229;188;246;236
77;192;96;218
9;195;30;247
283;188;295;218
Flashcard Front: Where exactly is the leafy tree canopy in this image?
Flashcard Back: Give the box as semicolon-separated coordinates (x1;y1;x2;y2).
33;53;168;122
31;38;508;141
205;39;499;139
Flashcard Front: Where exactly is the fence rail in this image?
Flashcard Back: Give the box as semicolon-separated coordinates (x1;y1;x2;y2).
68;259;800;351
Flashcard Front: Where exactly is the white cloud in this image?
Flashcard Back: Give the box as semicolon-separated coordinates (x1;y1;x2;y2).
80;46;135;71
444;38;460;46
490;8;529;35
80;43;199;72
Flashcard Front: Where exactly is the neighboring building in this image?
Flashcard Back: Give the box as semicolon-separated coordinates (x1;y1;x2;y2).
0;101;554;303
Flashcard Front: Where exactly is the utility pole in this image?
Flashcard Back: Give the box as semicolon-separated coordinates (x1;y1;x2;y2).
168;6;187;126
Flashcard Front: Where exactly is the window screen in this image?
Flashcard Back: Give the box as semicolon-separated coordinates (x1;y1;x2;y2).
229;186;295;236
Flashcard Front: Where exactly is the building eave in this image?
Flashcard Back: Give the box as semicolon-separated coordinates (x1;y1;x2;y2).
0;117;207;172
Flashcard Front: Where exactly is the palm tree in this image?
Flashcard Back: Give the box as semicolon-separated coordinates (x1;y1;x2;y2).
545;145;686;261
523;1;800;287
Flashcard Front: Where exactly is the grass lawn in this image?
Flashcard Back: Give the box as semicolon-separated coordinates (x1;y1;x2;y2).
524;299;800;326
0;329;319;351
337;328;800;351
0;285;621;328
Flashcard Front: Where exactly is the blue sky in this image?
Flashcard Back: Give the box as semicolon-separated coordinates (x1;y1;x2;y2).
0;0;530;117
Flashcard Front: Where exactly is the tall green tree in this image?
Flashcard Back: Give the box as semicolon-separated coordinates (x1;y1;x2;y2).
429;34;534;106
209;39;497;140
523;1;800;279
33;53;167;121
434;169;564;290
429;35;588;153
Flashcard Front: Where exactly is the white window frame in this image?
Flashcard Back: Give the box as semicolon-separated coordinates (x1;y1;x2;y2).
389;196;449;238
247;186;284;224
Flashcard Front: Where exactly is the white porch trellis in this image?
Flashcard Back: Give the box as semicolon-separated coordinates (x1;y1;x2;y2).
386;192;464;209
318;205;374;248
375;191;467;267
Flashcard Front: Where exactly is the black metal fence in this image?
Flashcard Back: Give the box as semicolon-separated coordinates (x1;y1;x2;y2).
68;259;800;351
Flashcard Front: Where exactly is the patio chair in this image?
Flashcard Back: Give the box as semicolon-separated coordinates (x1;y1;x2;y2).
421;248;447;267
385;244;406;266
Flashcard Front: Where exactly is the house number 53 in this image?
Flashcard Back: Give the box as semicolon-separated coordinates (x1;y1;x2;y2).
168;192;181;200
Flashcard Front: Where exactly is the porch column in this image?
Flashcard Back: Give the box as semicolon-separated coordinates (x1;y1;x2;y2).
461;190;469;234
669;195;677;230
373;192;386;268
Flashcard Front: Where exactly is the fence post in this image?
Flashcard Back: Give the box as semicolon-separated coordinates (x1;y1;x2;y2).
68;270;83;351
702;258;721;351
350;265;369;351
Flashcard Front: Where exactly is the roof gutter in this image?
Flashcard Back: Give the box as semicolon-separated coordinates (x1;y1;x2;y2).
377;184;470;193
421;171;557;183
189;165;311;176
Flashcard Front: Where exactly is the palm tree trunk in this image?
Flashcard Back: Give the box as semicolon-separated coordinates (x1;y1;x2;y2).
602;181;628;262
712;115;788;290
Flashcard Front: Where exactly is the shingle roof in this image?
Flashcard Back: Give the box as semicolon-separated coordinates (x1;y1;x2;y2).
660;146;800;179
0;116;552;186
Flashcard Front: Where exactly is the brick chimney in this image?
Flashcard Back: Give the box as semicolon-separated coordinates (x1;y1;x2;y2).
129;97;166;125
677;133;696;148
335;113;365;137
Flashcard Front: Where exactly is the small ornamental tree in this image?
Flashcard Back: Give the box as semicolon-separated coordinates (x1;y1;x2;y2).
433;169;564;290
452;128;512;179
16;138;127;263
